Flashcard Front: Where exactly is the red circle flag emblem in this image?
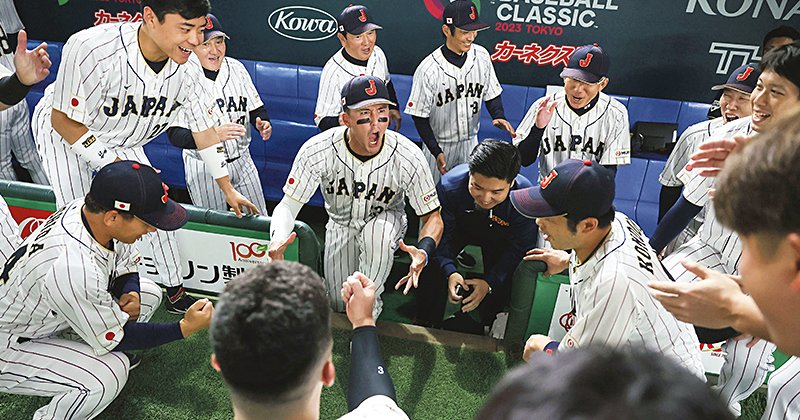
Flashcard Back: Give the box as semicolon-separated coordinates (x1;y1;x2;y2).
288;177;295;185
71;98;79;107
105;331;116;341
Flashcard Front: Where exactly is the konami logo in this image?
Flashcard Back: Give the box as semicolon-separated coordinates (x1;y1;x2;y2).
686;0;800;20
268;6;338;42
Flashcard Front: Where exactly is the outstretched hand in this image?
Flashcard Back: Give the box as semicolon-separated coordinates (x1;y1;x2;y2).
13;30;51;86
394;239;427;295
267;231;297;262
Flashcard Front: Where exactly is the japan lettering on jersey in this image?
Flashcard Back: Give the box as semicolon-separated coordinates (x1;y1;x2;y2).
660;117;724;187
405;44;502;144
45;22;216;150
283;126;440;229
563;212;704;378
0;200;138;354
176;54;263;160
516;91;630;180
314;46;391;125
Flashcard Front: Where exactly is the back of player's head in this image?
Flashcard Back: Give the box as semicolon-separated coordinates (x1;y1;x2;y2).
477;348;733;420
468;139;521;183
141;0;210;22
760;41;800;94
715;107;800;243
763;25;800;50
210;261;332;405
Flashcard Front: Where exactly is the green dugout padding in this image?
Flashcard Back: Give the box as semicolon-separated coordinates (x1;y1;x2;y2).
0;180;322;274
506;260;548;345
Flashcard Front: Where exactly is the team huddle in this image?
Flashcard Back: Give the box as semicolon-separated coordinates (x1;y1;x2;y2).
0;0;799;418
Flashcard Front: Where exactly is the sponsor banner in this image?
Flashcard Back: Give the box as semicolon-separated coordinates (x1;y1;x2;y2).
546;283;572;341
17;1;799;104
6;202;298;295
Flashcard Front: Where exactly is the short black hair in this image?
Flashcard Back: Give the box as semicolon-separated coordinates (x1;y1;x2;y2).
83;193;134;220
477;347;733;420
468;139;521;183
763;25;800;49
141;0;210;22
565;207;615;234
210;262;332;404
759;41;800;93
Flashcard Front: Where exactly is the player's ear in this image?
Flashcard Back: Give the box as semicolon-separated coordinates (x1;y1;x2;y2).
337;32;347;47
441;24;450;38
210;353;222;373
787;233;800;291
142;6;156;27
598;78;609;91
321;359;335;387
581;217;599;233
340;111;351;127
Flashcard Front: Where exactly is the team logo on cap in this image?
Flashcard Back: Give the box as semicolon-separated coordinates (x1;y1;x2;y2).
161;183;169;204
364;79;377;96
205;16;213;29
358;9;367;22
469;6;477;19
579;53;593;68
540;169;558;189
115;200;131;211
737;66;754;81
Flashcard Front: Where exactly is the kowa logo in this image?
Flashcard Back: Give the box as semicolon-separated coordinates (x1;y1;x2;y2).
269;6;338;42
686;0;800;19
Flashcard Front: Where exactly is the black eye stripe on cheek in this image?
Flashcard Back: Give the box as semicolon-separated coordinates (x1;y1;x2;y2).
377;117;389;123
356;118;371;125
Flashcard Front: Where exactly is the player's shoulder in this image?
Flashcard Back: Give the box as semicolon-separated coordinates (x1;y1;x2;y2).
224;56;248;73
682;118;716;138
372;45;387;59
471;44;492;60
64;22;127;55
302;126;345;153
714;116;751;138
440;164;470;190
598;92;628;115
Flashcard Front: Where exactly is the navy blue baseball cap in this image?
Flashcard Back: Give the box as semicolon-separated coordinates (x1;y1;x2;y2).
338;5;382;35
341;75;395;110
203;14;229;43
89;161;188;231
443;0;489;32
510;159;615;219
560;44;610;84
712;63;761;94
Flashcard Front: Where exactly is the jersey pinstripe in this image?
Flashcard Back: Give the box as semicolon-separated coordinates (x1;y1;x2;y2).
660;118;723;187
314;46;391;126
561;212;704;378
0;193;19;261
516;91;630;181
176;55;267;214
283;126;439;317
763;356;800;419
0;17;48;185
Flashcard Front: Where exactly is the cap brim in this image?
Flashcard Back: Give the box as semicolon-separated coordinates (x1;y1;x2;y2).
348;23;382;35
456;21;490;31
137;199;188;231
510;187;562;219
204;31;230;43
560;68;603;84
347;98;396;110
711;83;753;94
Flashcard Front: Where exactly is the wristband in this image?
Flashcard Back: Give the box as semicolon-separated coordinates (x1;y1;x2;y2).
543;340;560;354
198;144;230;180
70;131;117;170
0;73;31;106
417;236;436;266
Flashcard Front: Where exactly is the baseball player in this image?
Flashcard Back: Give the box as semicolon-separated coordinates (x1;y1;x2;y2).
0;160;213;419
512;159;704;379
649;43;800;416
268;76;443;318
314;5;401;132
211;262;408;419
31;0;259;313
0;1;48;185
657;64;759;255
168;14;271;214
0;193;19;261
515;44;630;181
405;0;515;185
650;109;800;419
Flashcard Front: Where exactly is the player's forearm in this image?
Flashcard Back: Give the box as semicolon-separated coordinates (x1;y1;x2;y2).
317;116;339;131
51;108;89;144
270;196;301;243
0;73;32;108
412;116;443;157
114;322;183;351
485;96;506;121
517;126;544;167
347;326;397;411
731;295;772;341
167;127;198;149
419;210;443;245
248;105;270;129
649;195;702;253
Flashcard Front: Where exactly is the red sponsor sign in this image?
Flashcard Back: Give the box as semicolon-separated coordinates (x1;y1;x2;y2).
8;206;54;239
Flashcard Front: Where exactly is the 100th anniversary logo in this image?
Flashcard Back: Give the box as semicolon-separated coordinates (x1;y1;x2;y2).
268;5;338;42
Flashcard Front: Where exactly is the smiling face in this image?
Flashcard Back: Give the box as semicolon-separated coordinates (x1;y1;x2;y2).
339;30;377;61
535;215;578;251
750;70;800;132
443;26;477;55
194;35;226;71
342;103;390;156
142;7;206;64
469;173;512;210
719;88;752;123
563;77;607;110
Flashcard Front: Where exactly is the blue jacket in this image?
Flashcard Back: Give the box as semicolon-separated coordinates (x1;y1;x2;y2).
434;164;537;288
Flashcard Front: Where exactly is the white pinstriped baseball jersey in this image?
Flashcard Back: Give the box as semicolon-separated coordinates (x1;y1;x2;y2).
405;44;502;145
0;60;8;77
0;0;22;34
314;46;391;126
38;22;216;150
516;91;630;181
0;199;137;354
561;212;704;378
283;126;440;228
660;118;724;187
0;193;20;261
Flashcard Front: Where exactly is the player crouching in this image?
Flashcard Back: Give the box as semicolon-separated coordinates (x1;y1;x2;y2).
0;161;212;419
512;159;704;378
268;75;443;319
